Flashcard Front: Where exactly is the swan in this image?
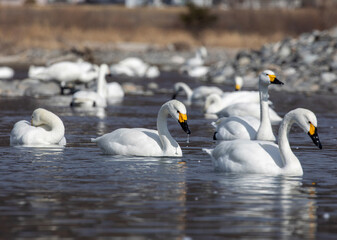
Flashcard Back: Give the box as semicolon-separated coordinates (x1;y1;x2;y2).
0;66;14;79
204;92;281;124
91;100;191;157
172;82;223;105
29;61;98;87
213;70;284;141
203;108;322;176
184;47;207;67
110;57;160;78
70;64;114;108
10;108;66;146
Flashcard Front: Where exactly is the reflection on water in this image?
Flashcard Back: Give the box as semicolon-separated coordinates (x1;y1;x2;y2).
215;176;317;239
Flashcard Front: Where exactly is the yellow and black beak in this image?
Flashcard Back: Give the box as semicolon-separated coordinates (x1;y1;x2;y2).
269;75;284;85
178;112;191;134
308;123;322;149
235;84;241;91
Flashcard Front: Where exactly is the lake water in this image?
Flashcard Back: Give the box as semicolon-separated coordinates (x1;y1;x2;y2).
0;72;336;239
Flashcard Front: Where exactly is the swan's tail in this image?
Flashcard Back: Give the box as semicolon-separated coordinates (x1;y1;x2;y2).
202;148;213;156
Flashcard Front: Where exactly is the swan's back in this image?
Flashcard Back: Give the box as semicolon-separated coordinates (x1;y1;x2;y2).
206;140;283;174
213;116;260;140
92;128;164;156
10;120;65;146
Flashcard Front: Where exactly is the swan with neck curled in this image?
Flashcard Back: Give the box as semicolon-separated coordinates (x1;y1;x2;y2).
213;70;284;141
172;82;223;105
204;108;322;176
10;108;66;146
91;100;191;157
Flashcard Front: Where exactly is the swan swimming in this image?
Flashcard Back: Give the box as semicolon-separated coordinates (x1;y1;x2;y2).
10;108;66;146
172;82;223;105
91;100;191;157
213;70;284;141
204;108;322;176
70;64;123;107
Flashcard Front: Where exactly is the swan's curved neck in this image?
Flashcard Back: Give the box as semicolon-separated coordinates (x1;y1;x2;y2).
278;115;303;174
43;113;65;144
177;83;193;101
256;83;275;141
157;105;180;155
97;67;107;98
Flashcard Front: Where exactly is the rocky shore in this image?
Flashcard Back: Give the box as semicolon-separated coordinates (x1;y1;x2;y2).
210;28;337;94
0;28;336;96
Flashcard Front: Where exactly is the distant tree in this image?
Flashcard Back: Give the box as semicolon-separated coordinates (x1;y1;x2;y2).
25;0;36;4
180;2;218;41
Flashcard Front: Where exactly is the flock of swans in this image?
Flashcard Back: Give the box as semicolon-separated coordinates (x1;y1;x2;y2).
8;64;323;176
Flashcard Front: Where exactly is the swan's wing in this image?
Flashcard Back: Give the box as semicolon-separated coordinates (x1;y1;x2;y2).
107;82;124;98
92;128;163;156
192;86;222;100
10;120;52;146
72;90;106;107
215;116;260;140
210;140;282;174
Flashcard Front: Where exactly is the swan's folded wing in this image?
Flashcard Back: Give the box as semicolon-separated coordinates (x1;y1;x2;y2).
10;120;49;146
92;128;163;156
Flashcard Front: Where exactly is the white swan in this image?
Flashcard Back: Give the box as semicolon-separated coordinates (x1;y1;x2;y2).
0;66;14;79
70;64;113;108
212;116;260;141
110;57;160;78
91;100;191;157
184;47;207;68
204;92;281;124
172;82;223;105
213;70;284;141
10;108;66;146
204;108;322;176
29;61;98;88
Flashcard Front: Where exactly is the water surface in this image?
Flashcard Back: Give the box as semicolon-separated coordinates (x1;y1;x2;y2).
0;73;336;239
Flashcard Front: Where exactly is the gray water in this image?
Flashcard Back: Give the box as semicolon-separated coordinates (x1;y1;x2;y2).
0;73;336;239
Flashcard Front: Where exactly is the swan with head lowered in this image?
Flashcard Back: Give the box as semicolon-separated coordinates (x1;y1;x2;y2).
213;70;284;141
204;108;322;176
172;82;223;105
91;100;191;157
10;108;66;146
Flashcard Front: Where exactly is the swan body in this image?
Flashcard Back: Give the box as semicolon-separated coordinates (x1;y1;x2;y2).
212;116;260;141
204;108;322;176
184;47;207;67
173;82;223;105
216;102;282;125
91;100;191;157
213;70;284;141
10;108;66;146
0;66;14;79
110;57;160;78
107;82;125;98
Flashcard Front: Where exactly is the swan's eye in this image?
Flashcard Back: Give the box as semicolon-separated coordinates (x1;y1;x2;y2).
265;73;269;76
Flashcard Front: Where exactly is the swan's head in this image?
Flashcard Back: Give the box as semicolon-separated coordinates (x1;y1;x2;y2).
259;70;284;86
204;93;221;113
167;100;191;134
172;82;186;99
289;108;322;149
234;76;243;91
100;64;111;77
31;108;59;129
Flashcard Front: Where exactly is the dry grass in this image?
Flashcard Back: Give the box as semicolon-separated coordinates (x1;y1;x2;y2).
0;5;336;53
